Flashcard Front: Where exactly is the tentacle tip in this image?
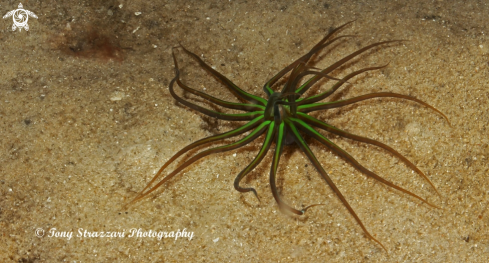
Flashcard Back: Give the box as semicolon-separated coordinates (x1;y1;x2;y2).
438;113;451;127
368;236;388;252
122;199;135;210
126;191;148;208
426;201;441;209
251;189;261;203
301;203;325;213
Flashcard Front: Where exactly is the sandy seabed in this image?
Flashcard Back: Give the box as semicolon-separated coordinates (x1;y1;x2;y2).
1;0;488;262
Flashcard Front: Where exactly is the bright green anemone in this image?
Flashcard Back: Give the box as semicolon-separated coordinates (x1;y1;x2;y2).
130;21;449;250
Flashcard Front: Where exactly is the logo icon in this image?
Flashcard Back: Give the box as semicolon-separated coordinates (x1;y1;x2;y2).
3;3;38;31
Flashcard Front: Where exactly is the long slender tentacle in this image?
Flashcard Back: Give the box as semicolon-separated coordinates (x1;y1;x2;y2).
129;121;272;204
170;77;263;120
269;122;315;215
296;41;402;95
234;122;276;201
278;35;354;94
170;51;264;121
291;117;439;208
263;35;356;96
174;77;265;111
172;46;264;111
178;45;268;106
172;50;265;111
298;92;450;125
281;67;345;99
263;21;356;96
276;69;355;115
132;116;265;202
284;118;387;251
297;65;388;104
293;69;344;87
281;62;307;94
297;112;441;196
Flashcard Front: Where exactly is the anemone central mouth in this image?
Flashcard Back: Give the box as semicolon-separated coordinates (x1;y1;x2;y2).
263;92;296;121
